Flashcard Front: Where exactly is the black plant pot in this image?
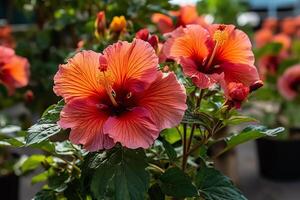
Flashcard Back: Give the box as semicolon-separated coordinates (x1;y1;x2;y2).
256;129;300;181
0;173;19;200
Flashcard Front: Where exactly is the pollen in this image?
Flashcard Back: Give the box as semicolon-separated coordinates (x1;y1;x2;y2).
213;30;229;46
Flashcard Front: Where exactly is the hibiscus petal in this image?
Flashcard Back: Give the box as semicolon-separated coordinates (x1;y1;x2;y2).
58;97;114;151
103;39;159;92
53;51;104;102
138;72;187;130
179;57;220;89
103;107;159;149
163;25;210;62
209;24;255;66
221;62;260;86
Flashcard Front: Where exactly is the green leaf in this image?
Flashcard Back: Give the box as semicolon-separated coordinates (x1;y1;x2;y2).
33;189;56;200
161;128;181;144
48;172;70;192
160;136;177;161
159;167;198;198
215;125;284;155
0;125;21;135
91;147;149;200
21;155;46;173
223;115;257;126
0;136;25;147
255;42;282;58
31;170;50;184
26;100;64;145
196;166;247;200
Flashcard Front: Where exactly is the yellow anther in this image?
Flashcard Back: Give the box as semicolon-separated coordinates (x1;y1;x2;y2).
213;30;229;46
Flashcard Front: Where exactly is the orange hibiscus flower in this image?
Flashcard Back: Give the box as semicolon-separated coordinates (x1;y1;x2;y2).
163;24;262;92
54;39;187;151
278;65;300;100
0;46;29;95
151;5;207;34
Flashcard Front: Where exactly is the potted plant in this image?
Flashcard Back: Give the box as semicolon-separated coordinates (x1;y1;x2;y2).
253;17;300;181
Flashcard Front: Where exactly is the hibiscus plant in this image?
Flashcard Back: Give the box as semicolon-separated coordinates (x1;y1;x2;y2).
253;21;300;136
1;4;285;200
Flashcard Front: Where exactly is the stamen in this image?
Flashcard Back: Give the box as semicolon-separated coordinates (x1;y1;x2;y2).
205;26;229;70
126;92;132;99
98;56;118;107
102;72;118;107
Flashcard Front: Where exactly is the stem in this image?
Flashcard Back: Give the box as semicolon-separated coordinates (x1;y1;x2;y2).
181;124;188;171
182;89;206;171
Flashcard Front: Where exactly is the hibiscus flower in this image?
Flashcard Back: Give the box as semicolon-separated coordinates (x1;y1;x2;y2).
54;39;187;151
151;5;207;34
163;24;262;92
278;65;300;100
0;46;29;94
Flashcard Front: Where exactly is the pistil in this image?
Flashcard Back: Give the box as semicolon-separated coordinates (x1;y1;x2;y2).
205;26;229;71
98;55;118;107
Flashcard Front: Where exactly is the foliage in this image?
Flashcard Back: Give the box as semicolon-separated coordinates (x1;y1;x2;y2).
0;1;285;200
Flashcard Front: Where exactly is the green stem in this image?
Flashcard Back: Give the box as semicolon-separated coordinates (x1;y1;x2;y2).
181;124;188;171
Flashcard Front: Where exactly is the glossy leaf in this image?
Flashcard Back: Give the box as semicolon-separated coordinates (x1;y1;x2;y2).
215;125;284;155
160;136;177;161
33;190;56;200
26;100;64;145
196;165;247;200
159;167;198;198
91;147;149;200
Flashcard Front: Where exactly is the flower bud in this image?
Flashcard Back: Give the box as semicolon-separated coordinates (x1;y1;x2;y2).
109;16;126;33
135;28;159;50
227;82;250;108
95;11;106;38
135;28;149;41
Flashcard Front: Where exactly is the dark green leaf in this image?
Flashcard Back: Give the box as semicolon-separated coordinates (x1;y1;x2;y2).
91;148;149;200
48;172;70;192
196;166;247;200
159;167;198;198
160;136;177;161
33;190;56;200
26;100;64;145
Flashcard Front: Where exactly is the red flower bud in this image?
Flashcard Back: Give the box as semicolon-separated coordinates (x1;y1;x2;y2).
135;28;149;41
135;28;159;50
148;35;159;50
95;11;106;38
227;82;250;108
